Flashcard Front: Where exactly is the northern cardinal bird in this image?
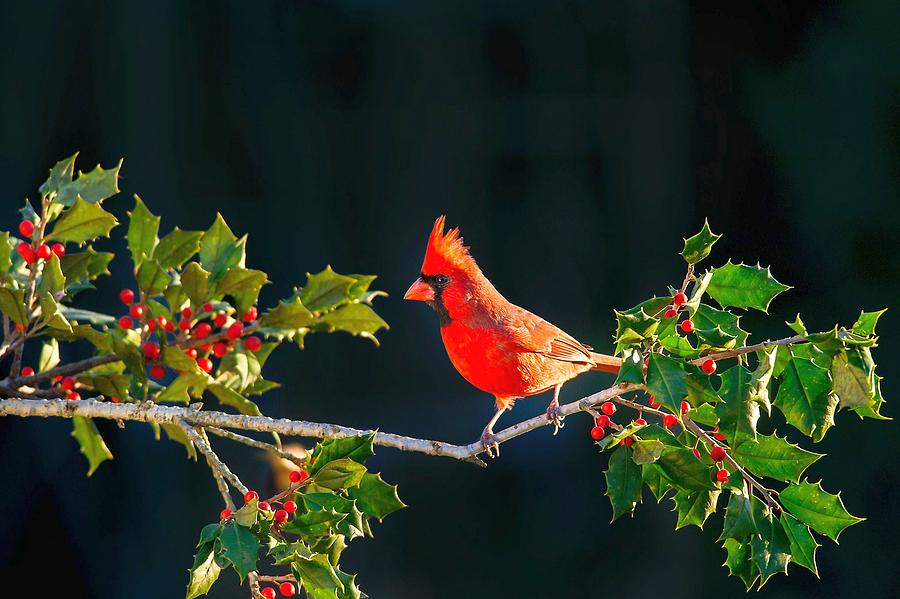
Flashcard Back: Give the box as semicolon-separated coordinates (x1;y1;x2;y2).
404;216;621;456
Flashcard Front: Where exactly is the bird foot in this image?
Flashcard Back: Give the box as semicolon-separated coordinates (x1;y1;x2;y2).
480;430;500;458
546;404;565;435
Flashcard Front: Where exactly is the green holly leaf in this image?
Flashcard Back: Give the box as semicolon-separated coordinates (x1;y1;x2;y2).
0;232;10;275
0;287;28;325
681;219;721;264
780;512;819;576
347;473;405;521
310;433;376;474
136;260;170;295
185;542;222;599
695;325;738;351
749;347;777;415
614;349;645;385
774;356;837;442
71;416;113;476
315;303;389;345
642;463;672;502
787;313;808;336
715;365;758;445
604;445;643;521
213;267;267;309
60;246;113;282
687;402;718;426
684;365;720;407
631;439;666;464
751;513;792;588
38;338;60;372
300;266;358;312
38;254;66;296
207;384;261;416
199;214;245;282
291;554;344;597
259;296;314;333
732;433;822;483
614;308;660;350
110;331;146;384
38;293;70;332
831;350;875;410
39;153;78;197
851;309;886;337
154;228;202;270
706;261;790;312
722;538;759;590
54;159;122;207
218;522;258;581
719;489;766;542
181;262;211;306
79;372;131;400
779;479;864;542
157;373;209;403
672;488;720;529
645;354;687;414
61;307;116;326
163;345;204;375
655;446;716;491
49;197;119;243
692;303;749;346
126;195;160;267
312;458;367;491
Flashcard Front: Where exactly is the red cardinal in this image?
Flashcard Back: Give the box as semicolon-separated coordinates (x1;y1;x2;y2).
404;216;621;456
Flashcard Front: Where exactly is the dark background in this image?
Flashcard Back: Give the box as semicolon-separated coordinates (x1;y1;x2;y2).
1;1;898;597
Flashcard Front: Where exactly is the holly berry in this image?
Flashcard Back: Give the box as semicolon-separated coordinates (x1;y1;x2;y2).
129;304;144;319
283;500;298;514
663;309;677;319
184;348;198;360
156;315;168;328
213;313;228;328
243;490;258;503
142;341;160;360
692;447;702;460
590;426;605;440
179;318;192;331
710;446;727;462
67;391;81;401
673;291;687;307
181;307;193;319
712;426;727;441
595;414;611;428
226;321;244;339
18;244;36;264
193;322;211;338
61;376;76;391
110;396;121;403
289;469;308;483
244;336;262;352
648;394;660;408
279;582;296;597
212;342;227;358
197;357;214;373
701;358;716;375
679;319;694;333
36;244;52;260
50;243;65;257
219;509;232;521
119;288;135;305
165;321;176;333
242;306;258;322
620;437;634;447
681;400;691;415
261;588;276;599
600;402;616;416
118;316;133;329
18;220;34;237
202;302;214;313
257;501;270;511
634;418;647;426
663;414;678;428
274;509;289;523
148;319;157;332
200;343;211;351
20;366;34;377
716;468;730;482
150;365;165;380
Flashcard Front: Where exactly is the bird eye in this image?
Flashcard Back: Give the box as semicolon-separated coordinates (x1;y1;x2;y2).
433;274;450;286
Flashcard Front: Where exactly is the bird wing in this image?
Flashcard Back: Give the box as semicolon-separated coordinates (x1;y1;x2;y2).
501;307;595;364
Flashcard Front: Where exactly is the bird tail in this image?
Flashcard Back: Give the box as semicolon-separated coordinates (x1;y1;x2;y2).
590;352;621;374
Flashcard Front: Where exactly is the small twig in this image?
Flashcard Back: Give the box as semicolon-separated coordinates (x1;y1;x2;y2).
248;572;261;599
205;426;306;467
690;335;806;366
177;418;248;497
257;574;294;583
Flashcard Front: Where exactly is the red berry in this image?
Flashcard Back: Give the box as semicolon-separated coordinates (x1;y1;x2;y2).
716;468;730;482
279;582;296;597
184;348;198;359
243;490;258;503
165;321;175;333
110;396;121;403
15;241;29;256
150;365;165;380
219;509;232;520
664;308;677;319
274;509;289;523
595;414;611;428
202;302;214;313
182;307;193;319
621;437;634;447
179;318;192;331
130;304;144;319
212;342;228;358
679;319;694;333
692;447;702;460
283;500;298;514
197;357;213;373
18;220;34;237
710;446;727;462
118;316;133;330
119;289;135;305
20;366;34;377
156;315;168;327
20;246;36;264
681;400;691;415
52;375;62;383
714;430;727;441
226;321;244;339
590;426;605;440
600;402;616;416
289;469;308;483
61;376;76;391
701;358;717;375
213;313;228;327
67;391;81;401
244;336;261;352
36;244;52;260
200;343;211;351
142;341;160;360
634;418;647;426
261;588;276;599
242;306;258;323
648;394;660;408
148;319;157;332
673;291;687;307
257;501;270;511
50;243;65;257
663;414;678;428
193;322;211;338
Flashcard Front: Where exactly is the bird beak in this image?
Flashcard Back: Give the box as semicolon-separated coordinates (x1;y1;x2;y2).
403;277;434;302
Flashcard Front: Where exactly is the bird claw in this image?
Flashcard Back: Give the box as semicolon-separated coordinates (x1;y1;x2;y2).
480;430;500;458
546;404;565;435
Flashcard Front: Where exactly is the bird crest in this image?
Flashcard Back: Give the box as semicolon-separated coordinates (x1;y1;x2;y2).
421;215;479;276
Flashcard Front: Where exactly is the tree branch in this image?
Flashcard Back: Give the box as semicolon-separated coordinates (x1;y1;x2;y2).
205;426;307;467
176;418;248;496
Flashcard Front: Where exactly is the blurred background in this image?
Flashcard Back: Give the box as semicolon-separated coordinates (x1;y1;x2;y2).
1;1;898;597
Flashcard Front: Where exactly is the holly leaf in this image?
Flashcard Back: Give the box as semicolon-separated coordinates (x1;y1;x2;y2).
300;266;357;312
39;254;66;295
749;347;777;415
732;433;822;483
54;159;122;206
604;445;643;521
60;246;113;282
692;303;749;346
751;513;792;588
614;349;645;386
723;538;759;590
207;384;261;416
312;458;367;491
199;214;245;282
126;195;160;267
136;260;170;295
831;350;875;410
39;153;78;197
0;232;10;275
630;439;665;464
779;479;864;542
259;296;314;333
774;356;837;442
185;542;222;599
642;463;672;502
655;447;716;491
218;522;258;581
781;512;819;576
715;365;758;445
614;308;660;350
706;261;790;312
851;309;886;337
49;197;118;243
310;433;376;474
154;228;202;270
213;267;267;310
38;338;60;372
181;262;211;306
291;554;344;597
681;219;721;264
61;307;116;325
719;488;766;542
348;473;406;520
71;416;113;476
0;287;28;326
315;303;389;345
645;354;687;413
672;488;720;529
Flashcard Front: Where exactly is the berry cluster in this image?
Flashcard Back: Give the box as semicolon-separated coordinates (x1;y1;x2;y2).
661;291;718;375
14;219;65;265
